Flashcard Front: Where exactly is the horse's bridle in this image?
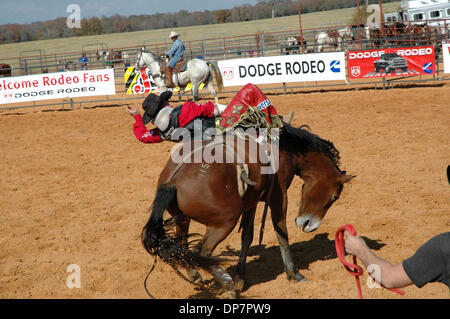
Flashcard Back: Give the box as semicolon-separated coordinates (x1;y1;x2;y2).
136;50;162;79
135;50;142;69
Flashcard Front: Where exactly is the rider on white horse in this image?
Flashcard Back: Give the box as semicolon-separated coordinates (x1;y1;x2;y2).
160;31;185;88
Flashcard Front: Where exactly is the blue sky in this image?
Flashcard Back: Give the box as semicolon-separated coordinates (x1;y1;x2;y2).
0;0;261;24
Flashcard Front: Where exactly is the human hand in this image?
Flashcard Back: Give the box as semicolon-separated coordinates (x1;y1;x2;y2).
344;231;369;257
126;105;139;116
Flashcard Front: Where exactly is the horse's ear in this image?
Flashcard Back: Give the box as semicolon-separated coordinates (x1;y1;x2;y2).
340;174;356;184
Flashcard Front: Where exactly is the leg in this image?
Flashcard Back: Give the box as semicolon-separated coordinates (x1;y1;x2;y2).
234;208;256;292
270;192;306;282
200;223;238;298
191;82;199;102
206;80;218;104
165;66;175;88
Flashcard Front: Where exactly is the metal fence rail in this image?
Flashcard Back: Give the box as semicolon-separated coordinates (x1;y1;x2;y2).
1;58;448;113
2;18;449;76
1;20;449;112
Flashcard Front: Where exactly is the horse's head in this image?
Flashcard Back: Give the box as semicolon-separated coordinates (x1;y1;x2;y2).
284;37;297;47
281;125;355;233
294;152;355;233
135;48;144;69
338;26;354;40
135;49;159;71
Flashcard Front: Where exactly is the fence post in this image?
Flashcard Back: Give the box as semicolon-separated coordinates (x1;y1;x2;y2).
436;42;440;80
255;34;260;57
69;98;74;110
201;41;206;60
260;33;264;57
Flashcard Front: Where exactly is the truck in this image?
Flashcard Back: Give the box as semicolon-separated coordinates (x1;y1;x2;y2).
374;52;408;73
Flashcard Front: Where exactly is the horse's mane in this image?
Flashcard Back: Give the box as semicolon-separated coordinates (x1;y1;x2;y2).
142;49;156;58
280;123;341;170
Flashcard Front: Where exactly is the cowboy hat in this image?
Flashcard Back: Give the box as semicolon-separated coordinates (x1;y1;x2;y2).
169;31;180;38
142;91;173;125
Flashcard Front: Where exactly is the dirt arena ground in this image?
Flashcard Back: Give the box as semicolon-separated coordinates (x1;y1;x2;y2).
0;83;449;299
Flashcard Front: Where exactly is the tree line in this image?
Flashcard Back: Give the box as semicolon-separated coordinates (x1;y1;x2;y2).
0;0;399;44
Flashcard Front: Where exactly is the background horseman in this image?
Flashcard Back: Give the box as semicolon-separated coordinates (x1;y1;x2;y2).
160;31;185;88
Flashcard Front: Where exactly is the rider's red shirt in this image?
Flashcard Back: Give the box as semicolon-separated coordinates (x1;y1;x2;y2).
132;101;215;144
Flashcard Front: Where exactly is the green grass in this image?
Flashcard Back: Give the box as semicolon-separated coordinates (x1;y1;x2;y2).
0;2;401;60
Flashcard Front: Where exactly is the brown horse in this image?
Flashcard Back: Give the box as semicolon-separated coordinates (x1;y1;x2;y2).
371;22;407;47
141;124;355;298
370;28;384;48
105;50;123;68
421;24;442;46
0;64;11;77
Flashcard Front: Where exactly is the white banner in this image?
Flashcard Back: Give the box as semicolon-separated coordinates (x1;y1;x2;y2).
0;69;115;104
218;52;346;87
443;43;450;74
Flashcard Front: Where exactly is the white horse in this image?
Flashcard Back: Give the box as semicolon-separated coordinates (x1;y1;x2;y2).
336;26;354;50
135;49;223;103
315;26;354;52
315;32;336;52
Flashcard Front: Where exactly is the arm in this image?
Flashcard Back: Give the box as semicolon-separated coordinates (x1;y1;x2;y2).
344;231;413;289
164;41;180;57
126;106;162;144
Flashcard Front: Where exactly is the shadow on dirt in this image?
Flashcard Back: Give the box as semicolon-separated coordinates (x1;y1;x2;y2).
187;232;385;299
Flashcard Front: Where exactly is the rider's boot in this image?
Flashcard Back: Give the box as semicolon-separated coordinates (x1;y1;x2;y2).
164;66;175;88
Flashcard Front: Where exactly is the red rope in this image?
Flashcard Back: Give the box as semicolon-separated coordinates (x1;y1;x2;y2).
335;224;405;299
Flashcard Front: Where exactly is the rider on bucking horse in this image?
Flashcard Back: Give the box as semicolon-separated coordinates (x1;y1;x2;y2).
126;84;292;144
160;31;185;88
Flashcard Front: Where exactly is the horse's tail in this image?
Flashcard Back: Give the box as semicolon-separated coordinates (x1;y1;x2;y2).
141;183;224;268
208;61;223;93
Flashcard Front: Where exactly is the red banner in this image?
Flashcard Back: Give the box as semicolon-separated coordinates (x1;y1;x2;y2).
347;46;436;79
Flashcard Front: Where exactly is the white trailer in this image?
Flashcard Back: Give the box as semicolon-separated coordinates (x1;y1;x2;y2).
384;0;450;30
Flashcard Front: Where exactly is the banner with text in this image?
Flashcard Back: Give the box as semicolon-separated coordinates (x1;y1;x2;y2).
218;52;346;87
0;69;115;104
443;43;450;74
347;46;436;79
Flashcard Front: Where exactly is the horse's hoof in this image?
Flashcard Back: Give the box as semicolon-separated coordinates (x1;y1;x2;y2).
187;269;203;284
226;288;237;299
287;272;307;283
233;275;246;292
222;281;238;299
